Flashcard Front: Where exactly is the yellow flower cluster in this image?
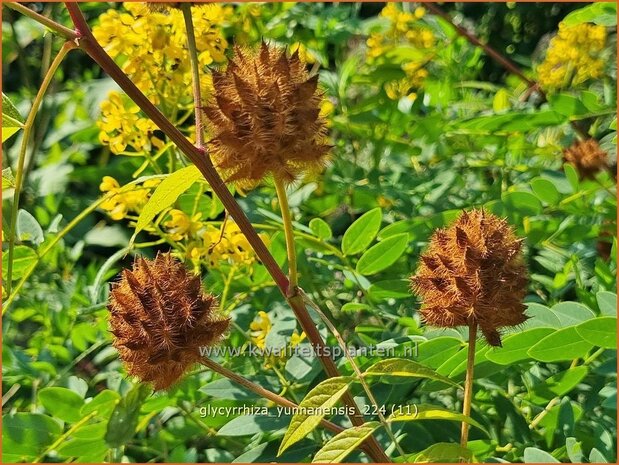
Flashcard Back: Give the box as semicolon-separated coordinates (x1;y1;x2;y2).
250;311;306;368
99;176;161;220
189;222;270;269
93;2;231;154
538;22;607;90
99;176;270;270
98;92;165;155
367;4;435;100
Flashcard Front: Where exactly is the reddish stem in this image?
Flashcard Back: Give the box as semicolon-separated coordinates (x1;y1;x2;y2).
62;3;390;462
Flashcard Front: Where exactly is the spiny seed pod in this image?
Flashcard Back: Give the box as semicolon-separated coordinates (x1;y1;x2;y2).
108;252;230;390
411;209;528;347
204;41;331;188
563;138;609;180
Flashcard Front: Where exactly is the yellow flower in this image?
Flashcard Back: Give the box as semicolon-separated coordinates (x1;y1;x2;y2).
290;330;306;347
98;176;154;220
249;311;306;368
194;222;270;269
291;42;317;64
164;209;203;241
320;100;335;128
538;22;607;90
100;176;120;193
368;3;435;100
97;91;162;155
250;311;271;350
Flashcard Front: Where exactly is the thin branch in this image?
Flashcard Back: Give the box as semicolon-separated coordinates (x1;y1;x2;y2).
6;41;75;297
460;319;478;451
61;4;389;462
4;2;78;41
425;2;589;140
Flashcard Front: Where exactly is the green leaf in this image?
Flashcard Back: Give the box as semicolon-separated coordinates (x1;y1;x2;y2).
342;207;382;255
57;438;108;459
201;378;260;400
527;327;594;362
596;291;617;316
38;387;85;423
341;302;371;313
218;413;290;436
311;422;381;463
2;92;25;143
356;233;408;275
278;377;352;456
81;390;121;419
367;279;411;300
2;167;15;191
2;413;62;460
105;383;152;448
566;437;584;463
589;448;609;463
416;337;463;369
522;303;562;329
551;301;595;327
457;110;566;132
129;165;203;246
16;209;44;246
485;328;554;365
309;218;332;240
389;405;486;433
524;447;560;463
530;366;589;404
575;317;617;348
492;88;510;112
563;163;579;193
562;2;617;26
411;443;472;463
531;178;560;205
2;245;37;281
501;191;542;216
364;358;460;387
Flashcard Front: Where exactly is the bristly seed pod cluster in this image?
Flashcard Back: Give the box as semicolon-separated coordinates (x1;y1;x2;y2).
204;41;331;188
411;209;528;347
563;138;609;180
108;252;230;390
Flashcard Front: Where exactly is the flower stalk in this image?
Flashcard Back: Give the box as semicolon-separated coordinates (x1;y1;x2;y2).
460;319;477;451
6;41;75;297
14;5;392;461
274;177;299;294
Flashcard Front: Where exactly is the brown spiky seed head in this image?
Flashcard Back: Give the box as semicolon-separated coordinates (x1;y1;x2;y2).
563;138;608;180
108;252;230;390
410;209;528;347
204;41;331;188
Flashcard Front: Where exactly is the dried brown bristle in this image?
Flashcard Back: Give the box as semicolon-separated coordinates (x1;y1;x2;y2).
411;209;529;347
108;252;230;390
204;41;331;188
563;138;609;180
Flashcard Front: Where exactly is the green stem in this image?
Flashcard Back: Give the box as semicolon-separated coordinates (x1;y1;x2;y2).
4;2;78;40
460;319;478;452
200;357;350;440
3;181;142;313
300;290;407;459
6;41;75;296
180;2;205;149
274;177;299;294
58;6;390;461
33;412;97;462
